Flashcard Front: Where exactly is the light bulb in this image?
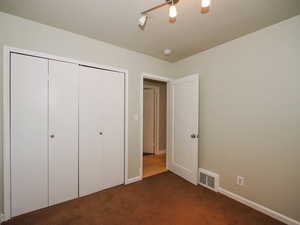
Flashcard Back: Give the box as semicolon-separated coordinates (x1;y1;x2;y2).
201;0;210;8
169;5;177;18
139;15;148;27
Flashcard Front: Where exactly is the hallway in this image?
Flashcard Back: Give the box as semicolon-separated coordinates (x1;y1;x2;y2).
143;154;167;178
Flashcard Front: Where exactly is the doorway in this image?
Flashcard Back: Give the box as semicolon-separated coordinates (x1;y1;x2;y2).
140;73;199;184
142;77;168;178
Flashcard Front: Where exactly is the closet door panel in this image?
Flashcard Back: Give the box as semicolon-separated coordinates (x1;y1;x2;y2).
79;66;124;196
79;66;103;196
11;53;49;217
49;60;79;205
99;70;124;189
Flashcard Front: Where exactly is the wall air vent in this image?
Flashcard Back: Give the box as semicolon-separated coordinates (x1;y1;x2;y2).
199;168;219;192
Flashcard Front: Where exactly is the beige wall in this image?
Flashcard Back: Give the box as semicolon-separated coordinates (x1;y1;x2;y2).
0;12;173;212
172;15;300;221
144;79;167;151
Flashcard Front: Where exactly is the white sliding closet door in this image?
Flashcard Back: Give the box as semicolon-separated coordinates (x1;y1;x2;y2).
99;69;124;190
49;60;79;205
79;66;125;196
11;53;49;217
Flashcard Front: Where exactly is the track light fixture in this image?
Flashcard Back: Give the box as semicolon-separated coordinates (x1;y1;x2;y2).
139;14;148;28
169;0;177;18
201;0;211;8
139;0;211;29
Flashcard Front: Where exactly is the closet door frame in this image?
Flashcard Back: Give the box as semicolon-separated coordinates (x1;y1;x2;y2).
3;46;129;221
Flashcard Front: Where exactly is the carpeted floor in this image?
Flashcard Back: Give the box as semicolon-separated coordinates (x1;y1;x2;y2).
4;172;284;225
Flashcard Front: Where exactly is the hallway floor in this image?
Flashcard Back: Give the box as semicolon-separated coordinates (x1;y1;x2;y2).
143;153;167;178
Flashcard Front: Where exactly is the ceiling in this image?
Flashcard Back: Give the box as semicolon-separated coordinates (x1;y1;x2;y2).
1;0;300;62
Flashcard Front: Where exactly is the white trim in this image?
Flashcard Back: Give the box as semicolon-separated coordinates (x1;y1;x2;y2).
0;214;5;223
139;73;173;180
156;149;166;155
125;176;142;185
166;82;171;176
124;68;129;187
142;73;172;82
3;46;11;222
219;188;300;225
3;46;129;221
3;47;128;74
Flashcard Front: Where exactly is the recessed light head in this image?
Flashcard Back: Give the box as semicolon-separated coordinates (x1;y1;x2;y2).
139;15;148;28
163;49;172;56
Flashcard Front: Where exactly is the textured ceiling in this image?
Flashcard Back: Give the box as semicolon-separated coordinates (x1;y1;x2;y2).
1;0;300;62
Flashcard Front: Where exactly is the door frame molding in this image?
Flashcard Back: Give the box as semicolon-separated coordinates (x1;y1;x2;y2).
143;84;160;155
3;46;129;221
139;73;173;180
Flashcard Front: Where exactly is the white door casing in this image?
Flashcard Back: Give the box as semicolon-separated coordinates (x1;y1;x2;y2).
10;53;49;216
48;60;79;205
169;74;199;185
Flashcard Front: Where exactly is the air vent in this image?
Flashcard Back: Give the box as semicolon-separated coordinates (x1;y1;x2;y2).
199;168;219;192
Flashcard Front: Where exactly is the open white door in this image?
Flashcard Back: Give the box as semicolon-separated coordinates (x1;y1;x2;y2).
169;74;199;185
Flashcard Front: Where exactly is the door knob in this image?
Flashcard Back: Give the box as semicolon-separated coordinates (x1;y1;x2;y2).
50;134;55;138
190;134;196;139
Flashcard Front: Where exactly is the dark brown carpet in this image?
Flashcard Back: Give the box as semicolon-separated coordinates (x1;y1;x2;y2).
4;172;284;225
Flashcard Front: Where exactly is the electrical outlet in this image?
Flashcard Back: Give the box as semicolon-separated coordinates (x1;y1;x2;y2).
237;176;245;186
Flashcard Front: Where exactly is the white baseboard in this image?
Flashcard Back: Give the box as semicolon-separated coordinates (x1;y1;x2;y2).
156;149;166;155
219;188;300;225
0;213;5;223
125;176;142;185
